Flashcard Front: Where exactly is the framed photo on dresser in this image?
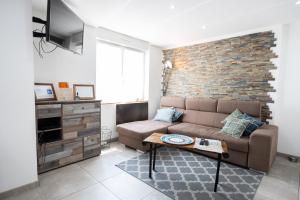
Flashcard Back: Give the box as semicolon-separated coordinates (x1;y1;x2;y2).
34;83;57;101
73;84;95;100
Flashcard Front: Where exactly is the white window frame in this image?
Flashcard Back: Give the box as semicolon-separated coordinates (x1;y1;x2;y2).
96;40;146;103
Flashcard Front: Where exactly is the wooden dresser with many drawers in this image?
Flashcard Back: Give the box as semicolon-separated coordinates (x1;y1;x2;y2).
35;100;101;173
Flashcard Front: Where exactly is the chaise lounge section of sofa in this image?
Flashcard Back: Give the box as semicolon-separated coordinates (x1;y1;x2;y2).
118;96;184;151
117;96;278;172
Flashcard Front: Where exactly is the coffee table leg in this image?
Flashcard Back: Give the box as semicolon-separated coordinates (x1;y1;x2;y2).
149;143;153;179
153;144;157;171
214;153;221;192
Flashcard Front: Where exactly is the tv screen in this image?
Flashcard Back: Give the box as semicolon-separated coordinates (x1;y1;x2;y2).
46;0;84;54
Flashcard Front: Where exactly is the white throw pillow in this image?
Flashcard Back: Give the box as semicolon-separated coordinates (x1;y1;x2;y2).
153;108;175;123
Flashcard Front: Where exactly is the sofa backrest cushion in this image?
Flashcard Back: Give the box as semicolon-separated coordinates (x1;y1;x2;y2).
160;96;185;111
185;97;217;112
160;96;261;127
183;97;224;128
182;110;227;128
217;100;261;118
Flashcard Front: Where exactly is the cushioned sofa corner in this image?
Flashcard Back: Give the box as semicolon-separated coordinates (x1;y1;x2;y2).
117;96;278;172
117;96;185;151
167;97;278;172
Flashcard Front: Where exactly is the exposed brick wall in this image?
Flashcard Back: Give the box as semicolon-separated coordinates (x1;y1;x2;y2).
163;31;277;122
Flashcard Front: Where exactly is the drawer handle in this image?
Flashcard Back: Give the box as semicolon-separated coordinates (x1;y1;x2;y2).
82;107;85;110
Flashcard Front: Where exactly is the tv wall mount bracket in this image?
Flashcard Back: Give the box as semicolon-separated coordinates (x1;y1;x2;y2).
32;17;47;38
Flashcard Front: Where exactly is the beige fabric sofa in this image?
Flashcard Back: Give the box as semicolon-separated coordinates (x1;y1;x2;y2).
117;96;278;172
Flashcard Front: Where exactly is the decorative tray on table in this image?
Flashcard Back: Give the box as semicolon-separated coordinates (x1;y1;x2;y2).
160;134;194;145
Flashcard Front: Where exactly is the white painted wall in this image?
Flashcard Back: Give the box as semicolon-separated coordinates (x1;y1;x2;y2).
34;24;96;85
0;0;37;193
274;20;300;156
33;11;96;86
33;10;163;139
96;27;149;51
100;104;118;138
147;46;163;119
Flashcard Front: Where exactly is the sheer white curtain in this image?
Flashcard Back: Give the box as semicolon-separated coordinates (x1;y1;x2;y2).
96;41;145;102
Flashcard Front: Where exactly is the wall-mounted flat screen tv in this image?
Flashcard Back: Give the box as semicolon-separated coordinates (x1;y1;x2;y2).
46;0;84;54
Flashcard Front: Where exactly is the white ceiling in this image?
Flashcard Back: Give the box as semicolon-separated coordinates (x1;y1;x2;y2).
32;0;300;48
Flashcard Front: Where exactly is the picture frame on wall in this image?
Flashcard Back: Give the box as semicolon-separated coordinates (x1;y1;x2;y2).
73;84;95;100
34;83;57;101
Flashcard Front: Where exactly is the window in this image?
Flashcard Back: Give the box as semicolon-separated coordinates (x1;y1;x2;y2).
96;41;145;102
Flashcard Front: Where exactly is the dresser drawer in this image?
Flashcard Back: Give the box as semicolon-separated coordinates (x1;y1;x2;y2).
37;104;61;119
38;138;83;172
84;134;100;146
62;113;100;139
59;153;83;166
84;135;101;158
63;102;101;116
63;113;100;128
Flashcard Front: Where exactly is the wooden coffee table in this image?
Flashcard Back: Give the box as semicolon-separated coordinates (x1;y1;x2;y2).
143;133;229;192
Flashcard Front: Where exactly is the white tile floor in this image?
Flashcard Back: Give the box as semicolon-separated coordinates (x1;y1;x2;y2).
3;142;300;200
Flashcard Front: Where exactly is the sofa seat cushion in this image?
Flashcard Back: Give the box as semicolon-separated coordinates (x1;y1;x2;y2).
168;123;215;138
168;123;249;153
117;120;174;140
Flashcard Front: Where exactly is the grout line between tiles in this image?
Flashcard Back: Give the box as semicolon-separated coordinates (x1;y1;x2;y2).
98;181;123;200
96;146;153;200
57;162;123;200
113;165;159;200
39;163;99;200
140;190;158;200
56;182;98;200
77;163;103;183
77;155;128;182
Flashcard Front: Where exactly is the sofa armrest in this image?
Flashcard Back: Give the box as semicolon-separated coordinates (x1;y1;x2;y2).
248;125;278;172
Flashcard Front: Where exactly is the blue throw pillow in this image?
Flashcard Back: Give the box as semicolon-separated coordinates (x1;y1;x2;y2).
153;108;175;123
172;108;183;122
240;113;264;136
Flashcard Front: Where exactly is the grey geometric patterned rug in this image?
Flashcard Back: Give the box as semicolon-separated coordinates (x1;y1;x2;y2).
116;147;264;200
